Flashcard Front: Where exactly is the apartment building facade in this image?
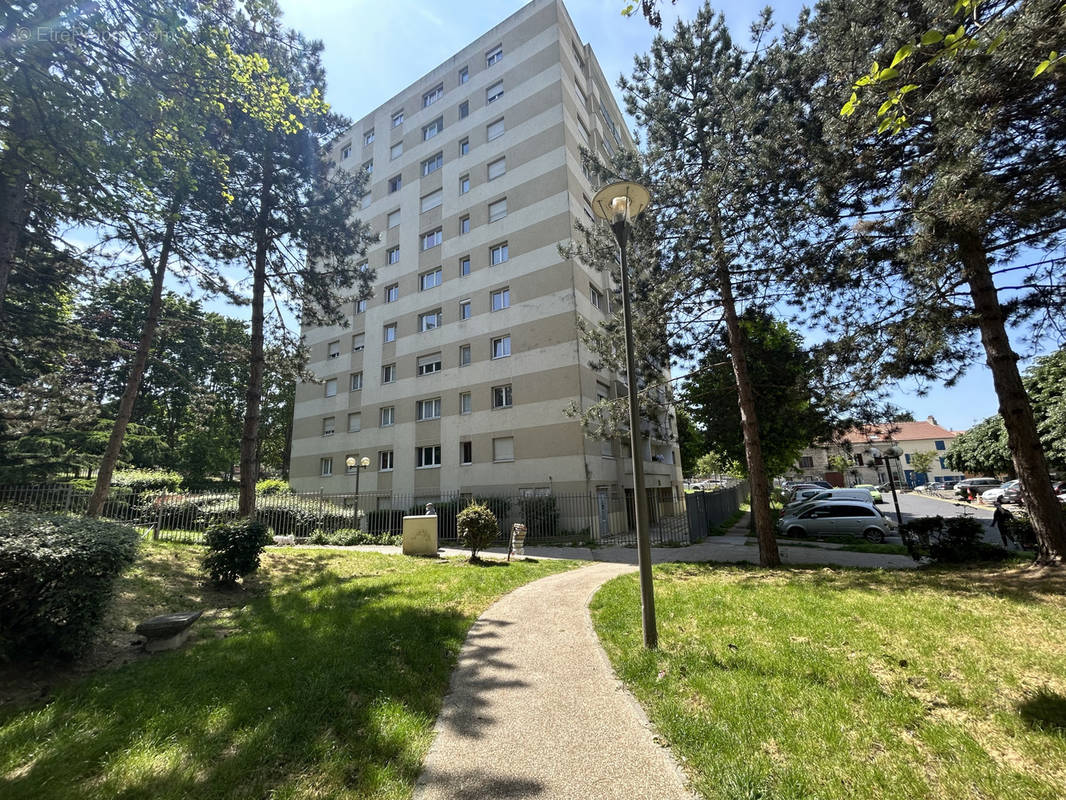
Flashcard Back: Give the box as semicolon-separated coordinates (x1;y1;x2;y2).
289;0;683;507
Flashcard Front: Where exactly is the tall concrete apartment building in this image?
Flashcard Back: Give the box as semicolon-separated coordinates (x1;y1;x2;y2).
290;0;683;511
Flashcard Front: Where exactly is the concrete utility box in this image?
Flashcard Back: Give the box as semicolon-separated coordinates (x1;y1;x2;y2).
402;514;439;556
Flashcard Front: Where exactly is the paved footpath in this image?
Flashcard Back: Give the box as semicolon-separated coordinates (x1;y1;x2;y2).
412;562;697;800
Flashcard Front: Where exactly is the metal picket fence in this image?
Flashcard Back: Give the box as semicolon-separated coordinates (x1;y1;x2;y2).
0;480;747;548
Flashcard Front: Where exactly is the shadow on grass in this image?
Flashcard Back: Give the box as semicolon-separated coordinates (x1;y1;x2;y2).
1018;688;1066;732
0;559;527;800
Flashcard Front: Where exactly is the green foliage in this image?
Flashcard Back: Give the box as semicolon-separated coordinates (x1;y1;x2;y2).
0;512;138;660
518;496;559;538
947;415;1013;475
684;310;838;478
827;454;852;474
110;469;184;493
900;514;1010;563
674;406;704;476
456;501;500;561
202;519;272;586
255;478;290;495
909;450;938;476
307;529;402;547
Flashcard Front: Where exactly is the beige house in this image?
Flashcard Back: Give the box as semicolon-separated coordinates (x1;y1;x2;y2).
289;0;683;508
790;417;966;487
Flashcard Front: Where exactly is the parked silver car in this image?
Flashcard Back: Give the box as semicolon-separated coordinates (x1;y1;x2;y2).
782;488;874;513
777;500;895;542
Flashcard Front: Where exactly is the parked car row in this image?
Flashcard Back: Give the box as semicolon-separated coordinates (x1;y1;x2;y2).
777;499;895;542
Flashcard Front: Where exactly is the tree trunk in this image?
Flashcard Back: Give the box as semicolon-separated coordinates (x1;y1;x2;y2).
86;212;178;517
957;229;1066;563
713;222;780;567
238;143;274;517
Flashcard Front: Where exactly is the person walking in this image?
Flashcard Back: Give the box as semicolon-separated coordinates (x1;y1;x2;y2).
991;497;1013;548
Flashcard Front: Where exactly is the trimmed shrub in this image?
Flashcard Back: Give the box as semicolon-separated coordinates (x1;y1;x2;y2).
519;496;559;538
255;478;290;496
202;519;272;586
457;500;500;561
901;514;1012;563
110;469;184;493
308;528;402;546
0;512;139;660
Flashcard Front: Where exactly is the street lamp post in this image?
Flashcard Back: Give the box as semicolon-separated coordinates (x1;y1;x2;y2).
345;455;371;527
866;445;904;527
591;180;657;650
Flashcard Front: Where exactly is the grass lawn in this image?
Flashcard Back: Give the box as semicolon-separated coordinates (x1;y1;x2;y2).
591;562;1066;800
0;542;577;799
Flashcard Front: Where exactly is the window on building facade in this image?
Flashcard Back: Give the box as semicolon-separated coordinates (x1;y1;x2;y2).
460;391;471;413
417;353;442;375
321;457;333;476
799;455;814;468
935;440;946;450
490;242;508;265
385;283;398;302
417;445;442;468
322;416;335;436
459;137;469;156
420;189;442;213
348;412;361;432
379;450;393;471
492;384;512;409
486;81;503;104
488;198;507;222
328;340;340;359
422;228;442;250
387;209;400;228
492;335;511;359
491;287;510;311
420;267;442;290
380;406;395;427
486;45;503;67
363;129;374;145
390;141;403;159
460;441;473;465
459;344;471;366
325;378;337;397
459;101;469;119
388;175;401;193
352;333;365;351
487;118;505;141
423;83;443;108
487;157;506;180
460;215;470;234
582;195;594;220
493;436;514;462
384;323;397;342
459;299;471;319
423;116;443;141
341;143;351;159
350;371;363;391
578;119;590;146
382;363;396;383
576;82;587;108
458;66;469;84
589;284;604;310
356;298;367;314
387;246;400;264
418;309;442;331
460;256;471;276
363;158;374;175
392;109;404;127
422;152;443;176
416;397;442;421
459;174;470;194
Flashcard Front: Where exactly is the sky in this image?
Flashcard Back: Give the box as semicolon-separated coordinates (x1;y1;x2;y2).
267;0;1025;431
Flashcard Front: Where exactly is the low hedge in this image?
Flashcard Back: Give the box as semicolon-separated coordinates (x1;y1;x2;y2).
0;512;139;661
203;519;272;586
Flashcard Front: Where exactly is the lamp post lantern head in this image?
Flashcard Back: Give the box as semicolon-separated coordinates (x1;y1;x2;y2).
346;456;370;469
592;181;651;226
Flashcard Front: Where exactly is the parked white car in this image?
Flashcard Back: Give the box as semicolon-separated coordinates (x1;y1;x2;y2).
981;480;1019;504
